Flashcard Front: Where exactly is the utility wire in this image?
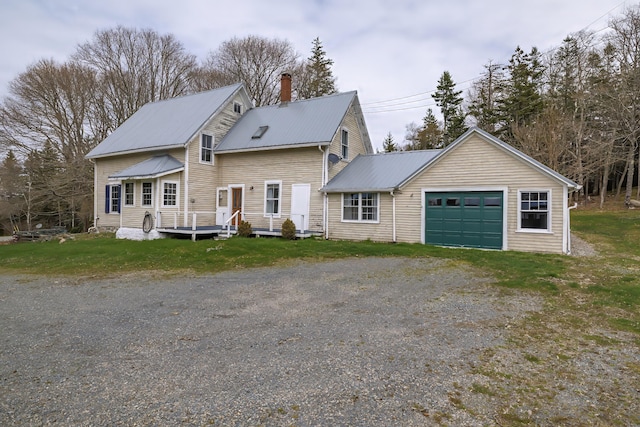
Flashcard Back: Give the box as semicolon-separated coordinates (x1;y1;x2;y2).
360;2;626;115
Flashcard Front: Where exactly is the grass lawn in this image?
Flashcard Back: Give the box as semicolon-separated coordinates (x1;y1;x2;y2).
0;209;637;314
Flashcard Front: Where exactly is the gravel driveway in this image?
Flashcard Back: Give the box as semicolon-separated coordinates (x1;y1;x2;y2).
0;257;541;426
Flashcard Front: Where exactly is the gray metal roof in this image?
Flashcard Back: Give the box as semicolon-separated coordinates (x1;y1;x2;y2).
108;154;184;180
214;91;360;152
86;84;244;159
321;150;441;192
322;127;581;193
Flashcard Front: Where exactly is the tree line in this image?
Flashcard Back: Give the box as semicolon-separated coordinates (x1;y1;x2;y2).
0;28;337;234
389;5;640;208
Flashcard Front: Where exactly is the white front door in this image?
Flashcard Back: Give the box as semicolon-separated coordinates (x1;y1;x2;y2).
291;184;310;231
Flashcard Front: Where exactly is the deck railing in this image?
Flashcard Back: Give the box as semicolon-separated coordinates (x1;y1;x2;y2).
155;210;308;238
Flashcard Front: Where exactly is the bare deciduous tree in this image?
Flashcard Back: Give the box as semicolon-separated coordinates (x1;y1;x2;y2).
606;6;640;206
0;59;98;230
74;26;197;129
204;35;301;106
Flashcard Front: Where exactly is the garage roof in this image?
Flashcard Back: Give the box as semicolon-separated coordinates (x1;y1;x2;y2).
321;150;441;193
322;127;581;193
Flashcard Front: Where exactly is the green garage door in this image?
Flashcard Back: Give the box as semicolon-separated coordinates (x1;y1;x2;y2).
425;191;503;250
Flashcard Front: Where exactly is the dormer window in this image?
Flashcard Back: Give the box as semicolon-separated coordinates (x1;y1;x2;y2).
252;126;269;139
233;102;242;114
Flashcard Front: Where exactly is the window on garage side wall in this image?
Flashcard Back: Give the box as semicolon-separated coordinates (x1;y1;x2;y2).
519;190;550;231
342;192;379;222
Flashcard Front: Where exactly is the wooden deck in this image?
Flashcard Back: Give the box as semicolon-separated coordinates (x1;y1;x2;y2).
156;225;322;240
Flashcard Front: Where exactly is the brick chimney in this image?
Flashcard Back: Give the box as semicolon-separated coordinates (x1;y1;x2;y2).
280;72;292;103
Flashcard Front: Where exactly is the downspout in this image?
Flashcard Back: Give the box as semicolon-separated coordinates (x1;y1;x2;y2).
391;190;397;243
567;201;578;255
325;192;329;239
319;145;327;238
91;159;98;230
183;145;189;228
155;177;161;227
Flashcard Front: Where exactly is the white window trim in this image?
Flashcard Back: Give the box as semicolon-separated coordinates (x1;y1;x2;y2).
264;180;282;218
141;181;153;207
341;127;349;160
107;184;121;215
233;102;242;114
517;189;552;234
123;181;135;207
162;180;180;208
200;133;214;165
341;192;380;223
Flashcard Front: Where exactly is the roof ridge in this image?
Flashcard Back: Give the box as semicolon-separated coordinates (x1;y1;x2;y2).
142;83;242;107
362;149;442;157
254;90;356;110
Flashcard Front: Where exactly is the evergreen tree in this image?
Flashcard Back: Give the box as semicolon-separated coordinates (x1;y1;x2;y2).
416;108;444;149
467;61;505;133
432;71;467;145
0;150;25;232
497;46;545;141
382;132;397;152
297;37;337;99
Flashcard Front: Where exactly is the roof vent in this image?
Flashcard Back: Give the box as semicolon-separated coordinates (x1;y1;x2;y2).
252;125;269;139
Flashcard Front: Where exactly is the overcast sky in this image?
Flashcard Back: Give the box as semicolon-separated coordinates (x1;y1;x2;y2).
0;0;631;150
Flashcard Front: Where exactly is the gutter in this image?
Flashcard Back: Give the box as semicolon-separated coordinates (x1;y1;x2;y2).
86;143;186;160
215;141;332;155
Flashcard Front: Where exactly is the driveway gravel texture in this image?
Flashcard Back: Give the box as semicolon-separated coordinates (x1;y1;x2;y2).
0;256;637;426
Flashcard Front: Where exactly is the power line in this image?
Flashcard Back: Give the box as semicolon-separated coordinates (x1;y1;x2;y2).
360;2;627;116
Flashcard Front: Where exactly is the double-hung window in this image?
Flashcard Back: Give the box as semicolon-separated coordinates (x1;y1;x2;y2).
163;181;178;207
201;134;213;163
123;182;134;207
342;192;379;222
264;181;281;217
341;129;349;160
141;182;153;207
105;184;121;213
519;190;550;231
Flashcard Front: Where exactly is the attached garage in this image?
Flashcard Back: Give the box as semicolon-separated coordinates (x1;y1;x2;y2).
322;128;582;254
424;191;504;250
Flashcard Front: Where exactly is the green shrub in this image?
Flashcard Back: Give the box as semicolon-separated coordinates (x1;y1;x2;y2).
237;220;252;237
281;218;297;240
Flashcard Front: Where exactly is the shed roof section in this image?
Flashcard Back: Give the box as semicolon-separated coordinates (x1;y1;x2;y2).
215;91;363;153
108;154;184;180
322;150;441;193
86;84;244;159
